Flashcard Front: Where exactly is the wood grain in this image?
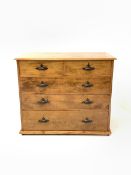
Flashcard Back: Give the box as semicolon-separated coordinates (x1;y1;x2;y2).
16;52;116;60
20;77;111;94
20;130;111;135
19;60;112;77
22;110;108;131
16;52;115;135
22;94;110;111
17;61;23;128
19;61;64;77
64;61;112;77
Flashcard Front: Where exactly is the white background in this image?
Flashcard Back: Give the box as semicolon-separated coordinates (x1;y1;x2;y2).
0;0;131;175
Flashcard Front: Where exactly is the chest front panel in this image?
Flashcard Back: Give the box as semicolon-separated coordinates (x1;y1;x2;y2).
16;53;115;135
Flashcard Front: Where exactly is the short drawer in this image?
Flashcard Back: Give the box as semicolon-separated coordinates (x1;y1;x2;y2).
64;61;112;78
19;61;63;77
22;110;109;131
20;77;111;94
22;94;110;110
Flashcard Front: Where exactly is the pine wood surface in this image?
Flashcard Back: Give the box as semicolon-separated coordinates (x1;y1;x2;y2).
16;52;116;60
19;60;112;77
20;130;111;135
16;52;115;135
22;110;108;131
22;94;110;111
20;77;111;94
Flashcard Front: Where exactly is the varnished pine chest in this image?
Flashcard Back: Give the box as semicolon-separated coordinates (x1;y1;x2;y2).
16;52;116;135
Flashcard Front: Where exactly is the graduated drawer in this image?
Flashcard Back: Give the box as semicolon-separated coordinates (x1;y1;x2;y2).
20;77;111;94
19;60;112;78
21;94;110;110
22;110;109;131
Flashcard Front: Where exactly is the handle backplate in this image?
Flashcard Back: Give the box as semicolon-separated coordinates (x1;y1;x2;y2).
38;81;48;88
36;64;48;71
38;98;49;104
83;63;95;71
82;81;93;88
82;118;93;123
82;98;93;104
38;117;49;123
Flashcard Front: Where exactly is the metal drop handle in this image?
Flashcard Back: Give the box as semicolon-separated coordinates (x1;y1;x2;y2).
38;117;49;123
82;98;93;104
38;98;49;104
82;81;93;88
38;81;48;88
82;118;93;123
83;63;95;71
36;64;48;71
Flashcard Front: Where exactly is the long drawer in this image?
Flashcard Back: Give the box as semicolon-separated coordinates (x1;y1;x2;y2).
19;60;112;78
21;94;110;110
20;77;111;94
22;110;109;131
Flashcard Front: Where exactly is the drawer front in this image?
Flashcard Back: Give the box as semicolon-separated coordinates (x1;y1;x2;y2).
20;77;111;94
19;60;112;78
19;61;64;77
64;61;112;78
22;110;108;131
22;94;110;110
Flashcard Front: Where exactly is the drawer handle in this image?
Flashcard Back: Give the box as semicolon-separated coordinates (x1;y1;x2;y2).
38;98;49;104
83;63;95;71
82;98;93;104
82;118;93;123
82;81;93;88
36;64;48;71
38;117;49;123
38;81;48;87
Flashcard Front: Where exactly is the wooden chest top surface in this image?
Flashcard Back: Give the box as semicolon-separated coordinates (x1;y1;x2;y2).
16;52;116;60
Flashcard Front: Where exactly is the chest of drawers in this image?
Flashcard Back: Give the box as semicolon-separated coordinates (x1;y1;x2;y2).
16;52;116;135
